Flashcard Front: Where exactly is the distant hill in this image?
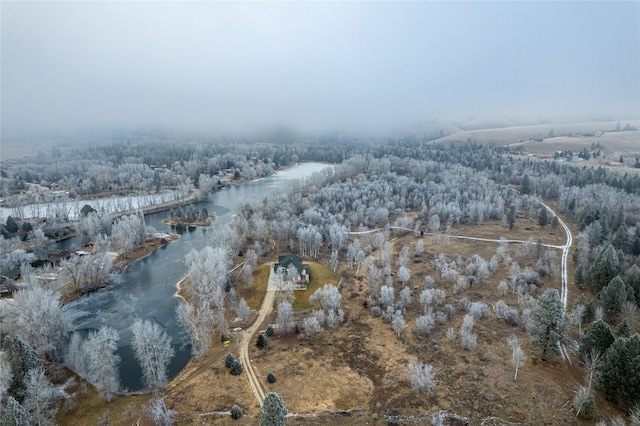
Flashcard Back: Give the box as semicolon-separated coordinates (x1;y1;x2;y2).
428;120;640;148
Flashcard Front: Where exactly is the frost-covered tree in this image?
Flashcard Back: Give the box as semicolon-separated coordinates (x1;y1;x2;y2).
1;285;69;360
309;284;342;312
144;396;177;426
276;301;294;333
84;326;120;402
2;335;42;401
399;287;412;306
131;319;175;392
528;289;569;361
1;396;30;426
573;385;595;419
176;300;215;359
23;366;59;426
303;315;322;336
415;312;435;336
392;311;405;337
260;392;287;426
398;266;411;287
507;335;526;381
237;298;251;322
379;285;394;307
407;361;436;394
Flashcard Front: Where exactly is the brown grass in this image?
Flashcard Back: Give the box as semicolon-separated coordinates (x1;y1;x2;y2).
57;216;630;425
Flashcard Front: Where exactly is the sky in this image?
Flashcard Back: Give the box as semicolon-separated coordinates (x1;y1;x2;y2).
1;1;639;136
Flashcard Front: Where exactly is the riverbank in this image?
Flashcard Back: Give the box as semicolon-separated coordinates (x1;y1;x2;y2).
58;234;179;305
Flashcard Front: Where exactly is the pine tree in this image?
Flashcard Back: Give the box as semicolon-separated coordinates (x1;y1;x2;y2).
528;289;569;361
578;320;614;362
506;205;516;230
599;276;627;323
598;334;640;410
1;396;31;425
2;336;42;401
551;215;559;230
538;207;549;227
521;175;531;195
260;392;287;426
587;244;619;294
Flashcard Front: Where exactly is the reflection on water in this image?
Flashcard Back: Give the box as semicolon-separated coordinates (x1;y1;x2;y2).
63;163;331;390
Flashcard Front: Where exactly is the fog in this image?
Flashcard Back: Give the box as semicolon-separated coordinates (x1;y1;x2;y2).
2;1;639;137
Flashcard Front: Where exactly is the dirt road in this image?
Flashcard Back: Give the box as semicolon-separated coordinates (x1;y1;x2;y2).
239;288;275;407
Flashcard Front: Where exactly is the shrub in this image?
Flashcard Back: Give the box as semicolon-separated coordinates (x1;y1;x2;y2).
231;404;243;420
265;326;275;337
470;301;489;319
225;353;235;368
230;360;243;376
256;334;267;349
371;306;382;317
267;373;276;384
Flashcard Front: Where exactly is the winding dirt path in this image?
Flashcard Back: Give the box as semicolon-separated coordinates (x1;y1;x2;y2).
239;288;275;407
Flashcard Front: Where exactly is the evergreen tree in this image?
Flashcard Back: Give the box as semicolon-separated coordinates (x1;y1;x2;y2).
506;205;516;230
598;334;640;410
5;216;18;234
256;334;267;349
616;320;630;338
587;245;619;294
538;207;549;227
599;276;627;323
260;392;287;426
528;289;569;361
578;320;614;362
1;336;42;401
551;215;559;230
1;396;30;425
521;175;531;195
574;265;586;290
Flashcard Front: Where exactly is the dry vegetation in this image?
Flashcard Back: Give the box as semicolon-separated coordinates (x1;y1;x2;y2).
56;215;631;425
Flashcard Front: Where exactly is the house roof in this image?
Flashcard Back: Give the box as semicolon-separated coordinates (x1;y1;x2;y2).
274;255;309;274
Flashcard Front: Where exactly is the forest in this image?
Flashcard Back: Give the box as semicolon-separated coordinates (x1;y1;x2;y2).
1;130;640;425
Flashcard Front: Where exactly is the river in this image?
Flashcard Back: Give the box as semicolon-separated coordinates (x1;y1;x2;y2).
62;162;331;391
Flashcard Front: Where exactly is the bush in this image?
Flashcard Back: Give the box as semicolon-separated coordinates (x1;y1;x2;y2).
370;306;382;317
294;323;300;334
230;360;243;376
225;353;236;368
230;404;243;420
256;334;267;349
267;373;276;383
265;326;275;337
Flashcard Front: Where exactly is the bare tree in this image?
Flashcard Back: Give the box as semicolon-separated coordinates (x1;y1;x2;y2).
131;318;175;392
408;361;437;394
507;335;526;381
392;311;406;337
84;326;120;402
582;348;601;390
415;312;436;336
145;396;177;426
2;285;69;360
23;366;60;425
175;300;215;359
276;300;294;333
237;298;251;322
